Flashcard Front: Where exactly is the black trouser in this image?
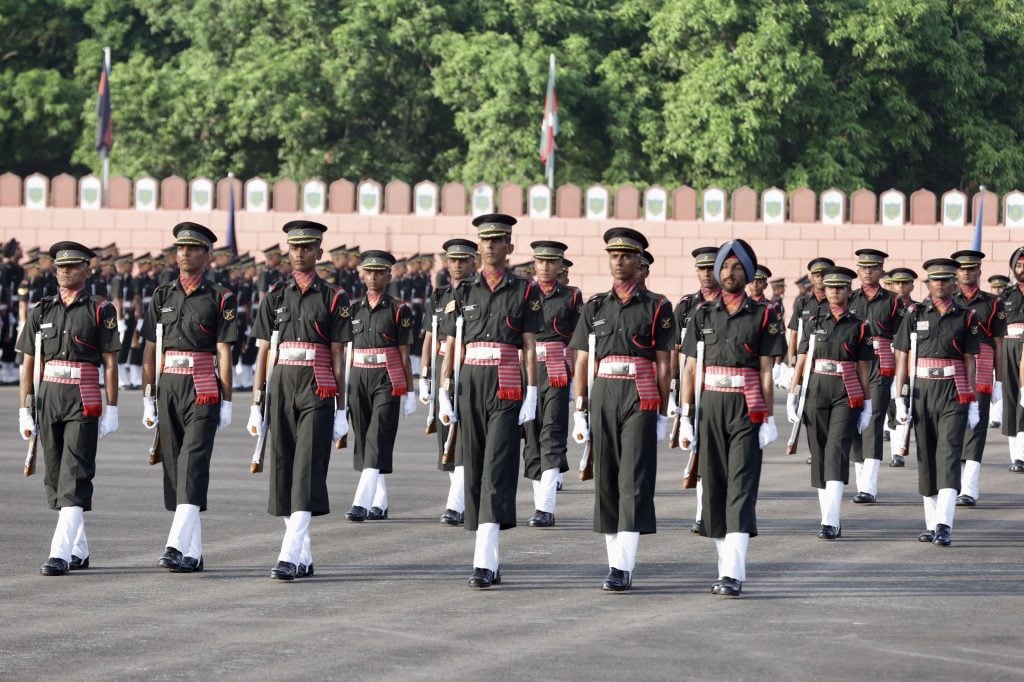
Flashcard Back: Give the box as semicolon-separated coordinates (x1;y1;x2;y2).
960;391;991;463
804;374;857;488
698;390;762;538
38;381;99;510
157;373;219;511
348;365;400;473
522;362;570;480
1001;338;1023;436
913;379;967;496
852;361;891;462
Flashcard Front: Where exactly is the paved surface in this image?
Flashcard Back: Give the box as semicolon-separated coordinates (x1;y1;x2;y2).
1;384;1023;681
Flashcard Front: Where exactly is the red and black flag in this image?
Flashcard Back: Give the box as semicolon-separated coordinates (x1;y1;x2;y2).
95;49;112;160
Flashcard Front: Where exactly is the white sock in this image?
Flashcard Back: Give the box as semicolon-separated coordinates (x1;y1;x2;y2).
695;478;704;522
353;468;379;509
118;364;129;388
49;506;83;561
824;481;844;528
962;460;981;500
715;532;750;582
862;459;880;496
445;467;465;512
185;517;202;560
72;516;89;559
129;364;142;386
1014;433;1024;461
166;504;200;552
299;530;312;567
278;511;312;564
617;532;639;572
371;475;388;511
557;471;564;488
854;461;865;491
536;468;558;513
936;488;957;528
890;424;907;457
472;523;500;571
604;533;617;568
923;495;938;530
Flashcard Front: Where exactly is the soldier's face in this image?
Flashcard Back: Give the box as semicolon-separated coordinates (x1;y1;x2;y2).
771;283;785;297
480;236;511;267
362;268;390;292
177;245;211;275
927;278;955;299
825;284;849;306
56;262;89;289
332;254;346;267
288;242;322;272
696;265;716;290
857;264;883;286
447;256;473;281
748;279;767;297
810;271;825;291
534;258;559;283
1016;257;1024;283
608;250;638;281
957;267;980;287
638;264;649;283
719;256;747;294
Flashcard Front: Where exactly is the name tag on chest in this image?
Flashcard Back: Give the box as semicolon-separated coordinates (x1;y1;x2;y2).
917;321;930;331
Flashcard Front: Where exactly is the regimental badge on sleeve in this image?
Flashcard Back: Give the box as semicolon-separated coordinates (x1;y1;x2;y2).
661;317;672;329
224;309;235;321
105;317;117;330
531;299;542;312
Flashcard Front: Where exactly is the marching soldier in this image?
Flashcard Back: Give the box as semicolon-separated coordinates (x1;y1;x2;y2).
436;213;543;588
157;245;178;286
769;276;786;321
343;250;417;522
419;239;477;525
110;253;135;389
849;249;903;503
672;246;722;534
129;253;157;389
570;228;673;591
232;257;257;390
257;245;285;304
989;274;1009;296
786;259;834;460
637;250;653;288
142;223;237;573
680;240;785;597
893;259;980;546
248;220;351;580
951;250;1006;506
521;240;582;528
1;239;24;384
18;242;120;575
988;274;1010;427
559;258;573;287
999;248;1024;473
884;267;919;465
786;267;873;539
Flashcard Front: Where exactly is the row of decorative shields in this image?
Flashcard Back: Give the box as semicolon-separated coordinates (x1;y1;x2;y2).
14;173;1024;227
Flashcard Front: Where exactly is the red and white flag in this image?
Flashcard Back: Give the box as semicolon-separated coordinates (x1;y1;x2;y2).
539;54;558;187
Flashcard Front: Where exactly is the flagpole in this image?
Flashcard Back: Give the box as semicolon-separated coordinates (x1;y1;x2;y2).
547;53;556;191
972;185;985;252
101;47;111;208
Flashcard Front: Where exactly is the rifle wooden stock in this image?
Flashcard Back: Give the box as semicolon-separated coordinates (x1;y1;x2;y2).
334;340;353;450
148;323;164;465
578;442;593;481
682;448;698;489
148;432;161;466
898;332;918;457
786;332;816;455
251;331;280;473
425;313;439;435
23;394;37;477
668;378;681;449
24;332;42;477
441;423;456;466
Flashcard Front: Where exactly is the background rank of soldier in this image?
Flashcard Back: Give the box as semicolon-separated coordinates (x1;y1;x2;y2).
883;267;920;465
680;239;786;597
849;249;903;504
987;274;1010;428
951;250;1007;506
436;213;543;589
2;239;26;384
998;247;1024;473
128;253;157;390
249;220;352;581
571;228;674;592
419;238;477;525
110;253;136;389
522;240;582;528
893;258;980;547
343;250;417;523
18;242;121;575
142;223;238;574
786;266;873;539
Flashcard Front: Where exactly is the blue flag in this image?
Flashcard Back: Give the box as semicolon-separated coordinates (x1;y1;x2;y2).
972;187;985;252
227;180;238;256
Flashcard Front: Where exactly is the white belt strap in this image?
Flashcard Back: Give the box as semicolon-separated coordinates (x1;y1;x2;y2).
600;362;636;376
44;365;81;379
916;365;956;378
280;348;317;361
165;355;195;369
357;353;388;364
465;347;502;361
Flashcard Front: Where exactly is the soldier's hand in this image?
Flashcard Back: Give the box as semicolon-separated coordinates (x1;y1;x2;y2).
666;392;679;418
142;396;158;429
857;399;873;434
992;381;1002;405
402;391;417;416
99;405;119;439
117;319;127;336
438;391;456;425
419;376;431;404
679;418;695;450
656;414;669;442
571;410;590;443
967;401;980;429
333;408;349;440
247;405;263;437
786;392;799;424
218;400;232;431
757;416;778;449
895;400;909;425
518;385;538;425
18;407;35;440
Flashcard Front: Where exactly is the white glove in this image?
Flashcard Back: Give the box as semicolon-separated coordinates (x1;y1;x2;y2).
967;401;980;429
419;376;431;404
992;381;1003;405
572;410;590;443
142;396;158;429
117;319;126;336
99;405;119;438
403;391;417;416
895;399;909;425
135;318;144;333
679;418;696;451
758;416;778;449
333;408;349;440
247;404;264;437
1019;390;1024;408
786;392;799;424
656;414;669;442
438;391;456;425
889;381;899;400
518;385;538;425
857;399;873;434
18;406;35;440
666;392;679;417
218;400;232;431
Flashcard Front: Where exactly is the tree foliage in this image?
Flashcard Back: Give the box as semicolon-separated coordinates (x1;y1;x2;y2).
2;0;1023;193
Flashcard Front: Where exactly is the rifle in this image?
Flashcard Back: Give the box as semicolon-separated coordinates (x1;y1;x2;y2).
335;340;352;449
441;315;464;465
147;323;164;465
425;314;439;435
668;327;687;449
579;333;596;481
682;340;704;489
786;330;817;455
23;331;42;477
899;331;918;458
250;330;280;473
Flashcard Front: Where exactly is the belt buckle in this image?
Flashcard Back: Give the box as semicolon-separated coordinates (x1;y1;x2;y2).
928;368;942;377
52;366;71;378
823;362;837;372
609;364;627;376
283;349;303;361
715;376;730;387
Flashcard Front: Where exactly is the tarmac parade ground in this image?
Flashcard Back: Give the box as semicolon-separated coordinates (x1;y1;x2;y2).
1;385;1023;681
